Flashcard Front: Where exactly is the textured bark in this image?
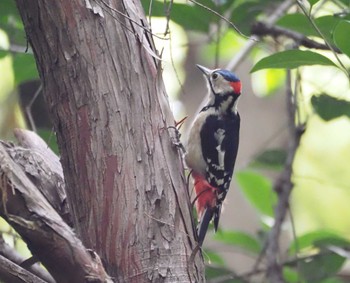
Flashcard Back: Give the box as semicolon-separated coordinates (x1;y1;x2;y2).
0;135;110;283
0;255;47;283
15;0;204;282
0;230;55;283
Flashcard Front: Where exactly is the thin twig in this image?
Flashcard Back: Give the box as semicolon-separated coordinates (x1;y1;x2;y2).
288;205;301;282
296;0;350;79
0;45;33;54
265;65;305;283
226;0;294;71
187;0;250;39
97;0;169;41
25;84;42;133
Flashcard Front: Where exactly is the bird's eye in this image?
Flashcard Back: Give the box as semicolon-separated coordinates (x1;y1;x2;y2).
212;73;219;80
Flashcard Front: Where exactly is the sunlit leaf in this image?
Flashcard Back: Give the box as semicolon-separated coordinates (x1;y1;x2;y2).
236;170;277;217
204;249;225;265
311;94;350;121
251;50;336;72
333;20;350;59
288;230;349;254
213;230;261;254
308;0;321;7
251;67;286;97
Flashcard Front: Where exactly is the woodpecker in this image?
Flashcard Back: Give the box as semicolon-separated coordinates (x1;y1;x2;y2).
185;65;241;245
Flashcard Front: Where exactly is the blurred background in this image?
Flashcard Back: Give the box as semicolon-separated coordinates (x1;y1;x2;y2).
1;0;350;282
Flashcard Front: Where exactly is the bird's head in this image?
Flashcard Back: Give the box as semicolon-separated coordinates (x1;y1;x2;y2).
197;64;241;113
197;64;241;96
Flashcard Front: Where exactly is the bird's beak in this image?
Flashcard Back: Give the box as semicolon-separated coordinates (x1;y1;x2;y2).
196;64;212;77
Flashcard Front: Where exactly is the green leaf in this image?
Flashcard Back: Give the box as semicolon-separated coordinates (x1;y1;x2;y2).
283;267;300;283
142;0;219;32
277;13;315;37
251;149;287;170
205;266;232;281
251;50;336;72
277;14;341;44
298;252;346;283
236;170;277;217
213;230;261;254
13;53;39;85
311;94;350;121
288;230;349;254
308;0;321;7
204;249;225;265
230;1;263;35
0;50;8;59
334;20;350;59
314;237;350;250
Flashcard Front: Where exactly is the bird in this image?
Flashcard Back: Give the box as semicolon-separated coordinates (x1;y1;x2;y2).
185;64;241;245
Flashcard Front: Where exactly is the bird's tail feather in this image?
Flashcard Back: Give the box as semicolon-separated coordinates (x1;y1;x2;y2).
197;207;214;245
213;203;222;232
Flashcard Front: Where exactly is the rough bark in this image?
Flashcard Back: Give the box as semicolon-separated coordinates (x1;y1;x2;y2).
0;233;54;282
0;132;111;283
15;0;204;282
0;255;47;283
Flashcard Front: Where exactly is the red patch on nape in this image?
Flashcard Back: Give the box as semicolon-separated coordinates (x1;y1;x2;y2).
230;81;241;94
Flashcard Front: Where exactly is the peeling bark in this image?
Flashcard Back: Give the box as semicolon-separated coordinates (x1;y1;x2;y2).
0;136;111;283
14;0;204;282
0;235;55;283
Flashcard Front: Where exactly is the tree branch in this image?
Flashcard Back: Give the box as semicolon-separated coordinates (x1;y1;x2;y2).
0;235;55;283
14;0;204;281
251;21;341;53
0;254;48;283
0;132;111;283
265;72;305;282
226;0;294;71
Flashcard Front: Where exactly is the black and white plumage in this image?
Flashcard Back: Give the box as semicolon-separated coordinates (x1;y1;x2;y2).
185;65;241;245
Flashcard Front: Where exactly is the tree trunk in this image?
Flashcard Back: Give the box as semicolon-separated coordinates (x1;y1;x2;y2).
14;0;204;282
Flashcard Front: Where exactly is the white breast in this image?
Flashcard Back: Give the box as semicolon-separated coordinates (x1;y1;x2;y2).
185;110;214;175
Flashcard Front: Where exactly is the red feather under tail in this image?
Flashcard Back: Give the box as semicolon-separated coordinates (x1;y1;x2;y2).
192;172;218;244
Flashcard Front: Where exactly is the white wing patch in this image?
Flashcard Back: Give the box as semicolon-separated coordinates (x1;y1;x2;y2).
214;128;225;170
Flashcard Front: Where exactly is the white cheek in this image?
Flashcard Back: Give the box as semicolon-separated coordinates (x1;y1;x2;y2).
212;78;232;94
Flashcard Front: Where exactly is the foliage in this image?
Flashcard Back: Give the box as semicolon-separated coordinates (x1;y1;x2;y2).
1;0;350;282
141;0;350;281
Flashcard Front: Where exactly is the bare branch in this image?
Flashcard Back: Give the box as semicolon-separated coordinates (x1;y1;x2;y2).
296;0;349;79
0;235;55;283
0;254;48;283
265;71;305;283
187;0;250;39
226;0;294;71
0;135;111;283
4;129;71;225
251;21;341;53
